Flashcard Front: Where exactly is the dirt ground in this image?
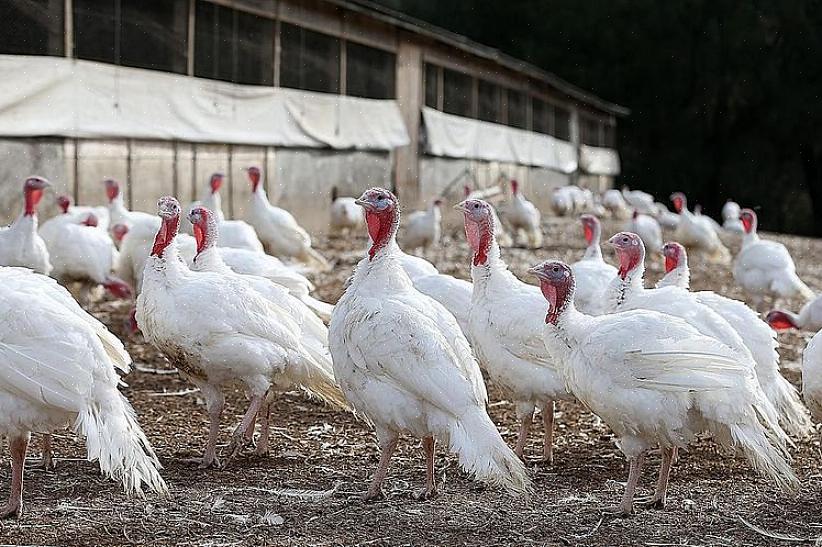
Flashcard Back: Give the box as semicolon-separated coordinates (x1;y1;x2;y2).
2;214;822;546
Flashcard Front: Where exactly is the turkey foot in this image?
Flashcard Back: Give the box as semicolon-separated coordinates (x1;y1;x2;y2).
0;500;22;520
225;394;265;465
40;434;56;470
413;436;437;500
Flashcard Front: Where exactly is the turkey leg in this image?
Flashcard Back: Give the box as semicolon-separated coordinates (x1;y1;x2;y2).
542;400;555;464
364;433;398;501
414;436;437;500
1;432;30;519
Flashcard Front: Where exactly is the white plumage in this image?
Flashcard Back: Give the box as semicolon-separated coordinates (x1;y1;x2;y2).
570;214;617;315
506;180;542;248
722;200;745;233
105;178;160;232
802;331;822;422
601;188;632;219
533;260;796;516
0;177;52;276
671;192;731;264
196;172;265;252
734;208;814;309
625;211;663;252
329;188;530;499
767;294;822;332
136;197;345;468
463;185;513;246
0;266;166;517
621;187;657;215
458;198;571;462
658;242;812;437
55;194;111;232
245;166;330;270
402;198;442;251
329;186;365;233
188;206;333;322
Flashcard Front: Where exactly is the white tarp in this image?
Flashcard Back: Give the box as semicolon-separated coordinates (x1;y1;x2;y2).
0;54;409;150
579;144;621;175
422;107;578;173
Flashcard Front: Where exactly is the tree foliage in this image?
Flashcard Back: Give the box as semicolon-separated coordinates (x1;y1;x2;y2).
377;0;822;235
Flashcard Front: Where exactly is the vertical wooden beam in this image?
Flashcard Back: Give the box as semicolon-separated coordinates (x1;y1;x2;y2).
339;39;347;95
64;0;73;58
570;108;580;186
393;37;422;207
227;144;234;217
187;0;195;76
72;138;79;203
273;15;281;87
191;144;198;201
172;141;179;198
126;139;133;209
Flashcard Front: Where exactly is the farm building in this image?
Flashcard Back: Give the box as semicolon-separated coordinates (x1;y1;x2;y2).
0;0;626;230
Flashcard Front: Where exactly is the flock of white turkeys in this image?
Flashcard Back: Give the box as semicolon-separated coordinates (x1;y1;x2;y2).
0;172;819;520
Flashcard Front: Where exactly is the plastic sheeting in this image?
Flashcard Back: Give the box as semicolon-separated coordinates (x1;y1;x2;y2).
579;144;621;175
0;54;409;150
422;107;578;173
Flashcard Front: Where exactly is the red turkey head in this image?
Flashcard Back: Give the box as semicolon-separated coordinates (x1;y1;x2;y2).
670;192;686;213
765;310;798;331
608;231;645;280
151;196;181;257
510;179;519;195
579;214;599;245
188;206;218;254
56;194;72;214
209;172;225;194
103;277;132;299
529;260;575;325
740;208;757;234
23;176;49;216
104;178;120;202
662;241;686;273
111;223;129;243
355;187;399;260
463;185;472;198
82;213;99;227
246;166;262;192
456;199;495;266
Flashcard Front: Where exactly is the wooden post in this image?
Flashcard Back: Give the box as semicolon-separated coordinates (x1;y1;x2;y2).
393;38;422;207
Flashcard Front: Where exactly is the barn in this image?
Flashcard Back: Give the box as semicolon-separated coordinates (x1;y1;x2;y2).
0;0;626;229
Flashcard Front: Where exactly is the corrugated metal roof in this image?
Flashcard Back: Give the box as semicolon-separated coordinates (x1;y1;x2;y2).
325;0;630;116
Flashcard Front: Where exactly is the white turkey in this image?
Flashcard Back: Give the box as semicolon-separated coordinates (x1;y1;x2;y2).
0;266;166;518
653;202;680;230
104;178;160;231
0;176;52;275
602;188;632;219
767;294;822;332
722;200;745;233
734;208;814;310
550;186;575;217
137;196;345;468
457;198;571;462
625;210;663;252
506;179;542;248
329;188;530;499
604;232;784;430
402;198;442;251
246;166;330;270
188;206;334;323
55;194;110;231
657;242;812;437
463;185;513;246
802;331;822;422
621;187;656;215
329;186;364;234
194;172;265;252
570;214;617;315
41;212;132;302
114;221;197;295
671;191;731;264
532;260;796;515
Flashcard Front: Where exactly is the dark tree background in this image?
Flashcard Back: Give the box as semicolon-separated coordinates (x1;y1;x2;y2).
376;0;822;235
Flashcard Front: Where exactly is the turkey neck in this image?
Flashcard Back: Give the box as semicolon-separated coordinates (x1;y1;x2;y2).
10;212;38;242
192;217;231;273
605;254;645;311
582;223;603;261
365;206;400;261
657;260;690;290
108;194;129;224
202;191;225;222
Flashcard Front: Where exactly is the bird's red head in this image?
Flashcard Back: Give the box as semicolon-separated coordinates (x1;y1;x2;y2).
104;178;120;202
579;214;599;245
510;179;519;195
457;199;495;266
765;310;798;331
82;213;99;227
246;166;262;192
670;191;686;213
355;187;399;260
608;231;645;280
210;172;224;194
56;194;72;214
662;241;686;273
188;206;218;254
530;260;575;325
23;176;49;216
463;185;472;198
111;223;129;243
125;306;140;334
740;208;757;234
151;196;181;257
103;277;132;299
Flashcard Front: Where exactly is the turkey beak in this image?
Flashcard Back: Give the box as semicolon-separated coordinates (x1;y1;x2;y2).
528;264;548;282
453;200;468;212
355;197;375;211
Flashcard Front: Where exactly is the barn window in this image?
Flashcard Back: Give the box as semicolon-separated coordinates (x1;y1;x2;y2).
531;98;554;135
604;122;616;147
580;115;603;146
346;41;395;99
477;79;501;124
554;106;571;141
424;63;439;109
280;22;340;94
74;0;117;63
506;88;527;129
195;2;272;85
442;68;472;117
0;0;64;56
